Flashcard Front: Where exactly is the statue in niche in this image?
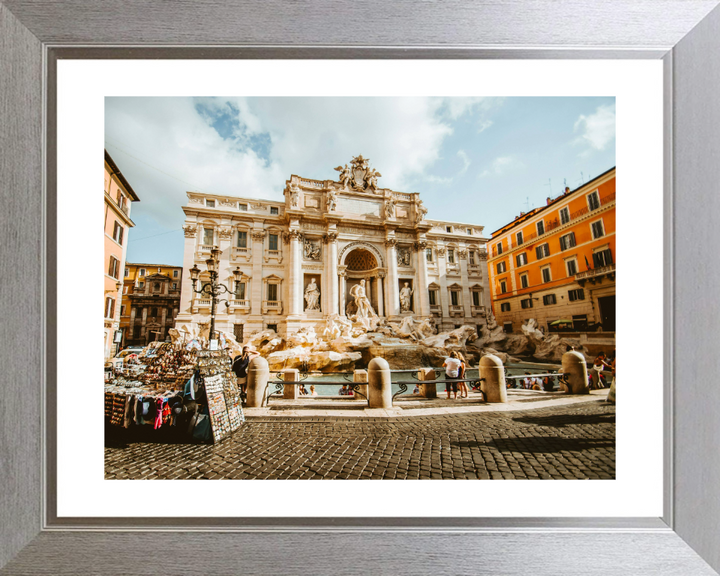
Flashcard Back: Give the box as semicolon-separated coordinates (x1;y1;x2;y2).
385;196;396;219
416;199;428;223
304;278;321;312
334;164;352;189
303;238;321;260
326;189;338;212
397;248;410;267
349;279;376;319
399;282;414;313
289;185;299;207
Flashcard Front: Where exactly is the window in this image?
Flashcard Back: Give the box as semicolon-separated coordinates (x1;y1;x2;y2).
173;270;179;278
468;251;475;265
447;249;455;264
206;199;215;208
496;242;503;255
500;280;507;294
541;267;552;283
267;324;278;333
450;291;459;306
568;288;585;301
472;291;481;306
466;228;473;235
203;227;214;246
237;230;248;248
560;207;570;225
124;268;129;277
516;253;528;267
536;220;545;236
151;307;158;318
133;326;141;339
426;248;433;262
496;261;506;274
543;294;557;305
593;248;614;267
268;234;279;251
153;283;160;292
108;256;119;279
267;283;278;301
520;274;529;289
503;322;513;333
559;232;576;251
104;297;115;319
270;206;279;215
516;231;524;246
536;243;550;260
500;302;511;312
239;203;248;211
591;220;605;239
139;268;146;276
566;259;578;276
120;305;126;316
172;283;178;290
428;290;437;306
446;226;453;233
138;281;145;289
521;298;533;309
235;282;246;300
587;190;600;211
112;221;124;245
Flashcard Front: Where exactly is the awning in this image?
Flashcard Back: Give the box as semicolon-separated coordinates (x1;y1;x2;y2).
549;319;573;325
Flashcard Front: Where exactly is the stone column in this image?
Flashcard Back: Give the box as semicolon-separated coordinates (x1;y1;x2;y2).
353;369;368;402
375;274;384;317
368;357;392;408
250;230;265;320
339;269;347;316
385;238;400;317
436;246;450;331
459;249;472;321
414;240;430;317
246;356;270;407
176;224;199;320
287;230;303;317
325;232;339;315
560;351;590;394
479;354;507;403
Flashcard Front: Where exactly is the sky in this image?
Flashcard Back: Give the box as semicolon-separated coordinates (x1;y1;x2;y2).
105;96;615;266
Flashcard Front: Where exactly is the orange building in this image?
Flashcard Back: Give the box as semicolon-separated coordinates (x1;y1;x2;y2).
104;150;139;359
487;167;615;335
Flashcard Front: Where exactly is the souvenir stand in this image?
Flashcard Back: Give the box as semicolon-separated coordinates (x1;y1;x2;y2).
104;341;244;443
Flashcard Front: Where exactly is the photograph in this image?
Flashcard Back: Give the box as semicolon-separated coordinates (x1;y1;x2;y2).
103;96;616;480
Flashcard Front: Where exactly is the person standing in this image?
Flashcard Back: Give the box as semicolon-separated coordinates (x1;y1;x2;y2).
456;352;469;398
232;345;260;399
443;351;462;400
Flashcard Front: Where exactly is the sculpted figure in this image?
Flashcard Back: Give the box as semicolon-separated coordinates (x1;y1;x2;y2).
289;185;299;207
416;199;428;223
385;196;396;219
303;239;320;260
304;277;321;311
326;189;338;212
399;282;413;313
334;164;352;189
367;168;382;192
349;279;376;319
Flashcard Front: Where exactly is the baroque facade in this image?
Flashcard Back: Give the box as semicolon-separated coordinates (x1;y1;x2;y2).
487;167;616;334
119;263;184;347
104;150;139;359
175;156;490;341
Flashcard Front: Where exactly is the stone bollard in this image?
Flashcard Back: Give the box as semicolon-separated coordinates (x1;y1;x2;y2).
560;351;590;394
417;368;437;398
353;369;368;401
246;356;270;407
282;368;299;399
479;354;507;403
368;357;392;408
607;377;616;403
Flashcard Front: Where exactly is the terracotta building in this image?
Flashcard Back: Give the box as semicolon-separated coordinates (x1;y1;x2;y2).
120;263;183;347
104;150;139;359
487;167;615;335
174;155;490;342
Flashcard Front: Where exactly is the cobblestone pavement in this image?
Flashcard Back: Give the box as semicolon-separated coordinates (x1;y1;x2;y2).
105;401;615;480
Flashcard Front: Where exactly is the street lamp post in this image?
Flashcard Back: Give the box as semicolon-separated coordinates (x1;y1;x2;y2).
188;247;242;343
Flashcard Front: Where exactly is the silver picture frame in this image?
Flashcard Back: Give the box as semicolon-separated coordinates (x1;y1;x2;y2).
2;1;720;573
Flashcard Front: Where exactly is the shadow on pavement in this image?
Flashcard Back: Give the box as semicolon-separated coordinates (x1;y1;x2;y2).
512;412;615;428
452;436;615;453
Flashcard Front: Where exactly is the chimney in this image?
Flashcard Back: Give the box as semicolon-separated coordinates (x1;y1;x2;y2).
564;186;570;194
546;197;552;205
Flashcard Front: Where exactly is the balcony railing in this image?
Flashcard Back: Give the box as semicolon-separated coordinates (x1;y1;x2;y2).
262;300;283;314
449;305;464;316
471;305;486;316
576;263;616;284
490;192;616;257
229;299;250;308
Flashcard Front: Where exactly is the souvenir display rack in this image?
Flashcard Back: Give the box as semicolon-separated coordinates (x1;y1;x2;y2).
195;350;244;443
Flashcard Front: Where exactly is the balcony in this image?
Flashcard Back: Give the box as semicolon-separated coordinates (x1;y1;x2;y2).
471;305;486;317
231;247;251;261
430;304;442;316
262;300;283;314
576;263;616;285
229;299;250;312
449;305;465;317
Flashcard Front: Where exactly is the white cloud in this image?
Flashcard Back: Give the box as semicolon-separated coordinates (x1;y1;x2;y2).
478;119;493;133
476;155;523;179
457;150;471;175
574;103;616;153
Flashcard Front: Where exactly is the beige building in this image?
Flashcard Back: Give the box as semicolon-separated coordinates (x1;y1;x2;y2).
175;156;489;341
104;150;139;359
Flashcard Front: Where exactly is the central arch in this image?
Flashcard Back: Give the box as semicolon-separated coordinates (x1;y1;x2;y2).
338;243;386;318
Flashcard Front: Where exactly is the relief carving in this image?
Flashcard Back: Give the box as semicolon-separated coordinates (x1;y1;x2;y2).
182;224;197;238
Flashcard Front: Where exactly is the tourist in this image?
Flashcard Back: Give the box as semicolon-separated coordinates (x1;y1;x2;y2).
310;385;318;396
231;346;260;397
523;372;534;390
590;352;611;389
299;384;308;395
443;351;462;400
339;384;349;395
542;376;554;392
413;384;420;395
456;352;469;398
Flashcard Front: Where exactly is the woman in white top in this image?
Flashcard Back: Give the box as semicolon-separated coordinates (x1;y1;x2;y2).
443;351;462;400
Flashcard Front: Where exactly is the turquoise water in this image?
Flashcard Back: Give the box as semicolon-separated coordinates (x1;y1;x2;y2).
272;363;562;397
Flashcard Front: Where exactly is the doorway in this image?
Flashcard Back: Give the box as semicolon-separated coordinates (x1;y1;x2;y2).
597;295;616;331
